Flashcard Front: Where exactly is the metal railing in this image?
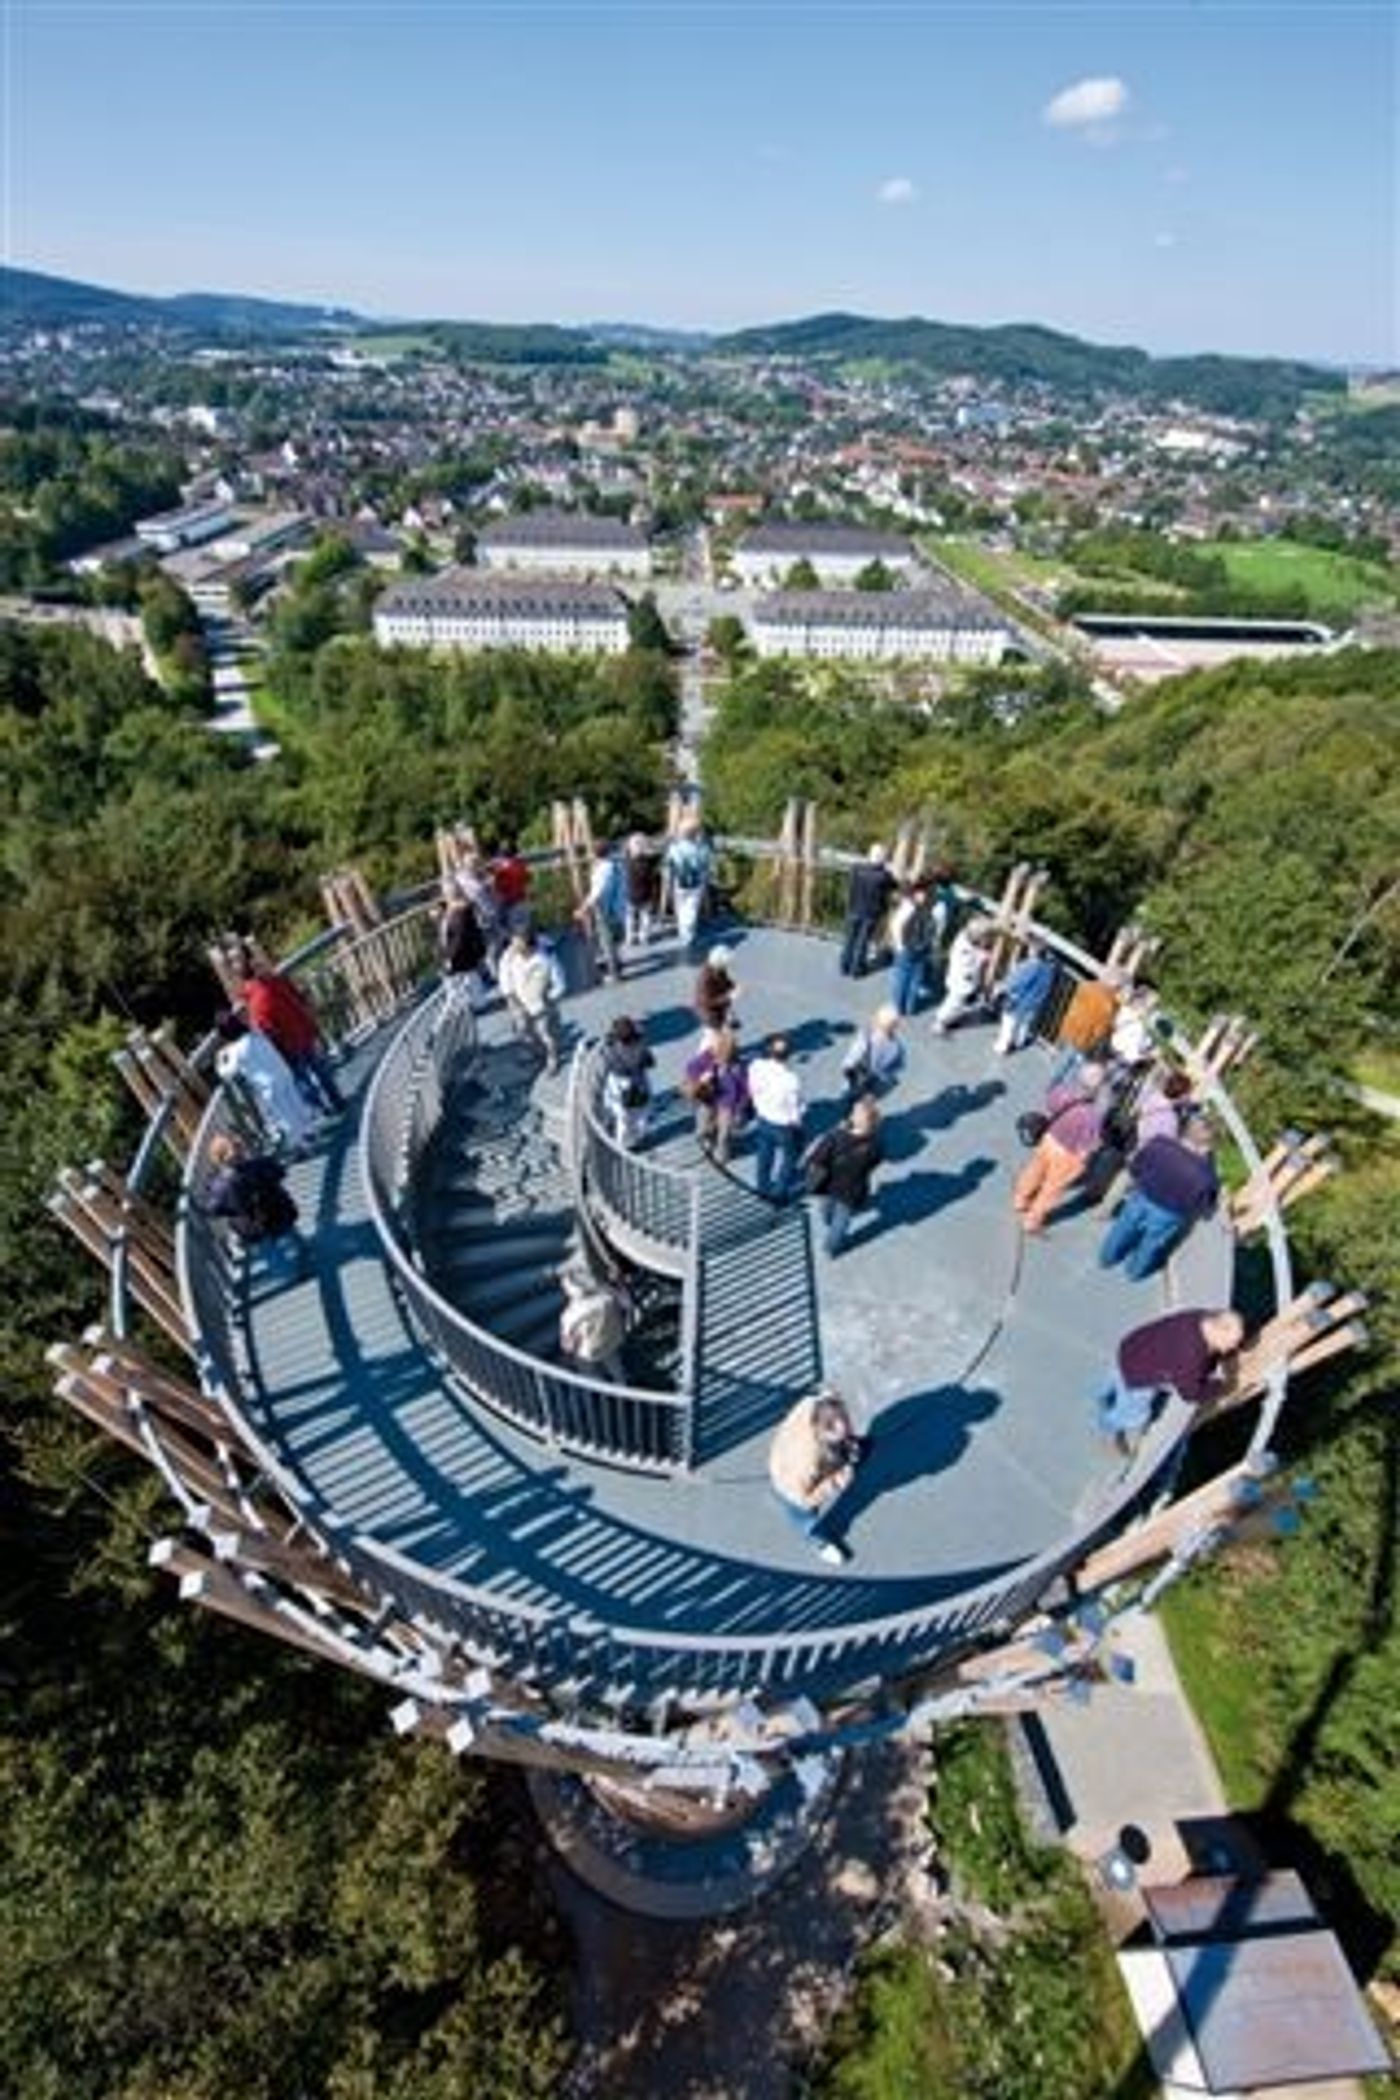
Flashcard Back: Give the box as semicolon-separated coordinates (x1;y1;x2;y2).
138;836;1298;1720
361;988;694;1473
574;1043;700;1268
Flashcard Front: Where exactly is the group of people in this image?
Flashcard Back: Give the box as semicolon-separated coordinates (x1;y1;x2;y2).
575;811;717;979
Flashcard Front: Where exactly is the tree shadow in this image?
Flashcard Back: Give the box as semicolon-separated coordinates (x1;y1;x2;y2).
832;1384;1002;1536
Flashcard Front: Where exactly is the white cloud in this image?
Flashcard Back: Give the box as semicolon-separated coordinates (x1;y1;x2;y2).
877;176;918;206
1043;76;1131;131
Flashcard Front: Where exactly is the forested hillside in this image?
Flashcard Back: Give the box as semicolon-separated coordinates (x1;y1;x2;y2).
1;619;1396;2094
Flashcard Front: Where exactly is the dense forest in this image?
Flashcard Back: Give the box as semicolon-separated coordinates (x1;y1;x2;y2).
1;614;1396;2094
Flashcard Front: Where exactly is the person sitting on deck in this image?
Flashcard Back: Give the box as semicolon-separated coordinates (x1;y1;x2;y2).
601;1015;654;1149
683;1026;750;1164
1099;1115;1221;1280
1094;1306;1244;1456
769;1389;865;1566
694;944;740;1040
994;940;1058;1057
839;843;896;979
205;1131;308;1284
803;1096;883;1258
235;954;345;1118
842;1005;907;1105
1012;1061;1108;1236
930;916;995;1037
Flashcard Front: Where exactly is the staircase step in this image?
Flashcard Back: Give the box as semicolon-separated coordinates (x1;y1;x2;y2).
429;1227;572;1276
491;1296;565;1354
436;1260;564;1314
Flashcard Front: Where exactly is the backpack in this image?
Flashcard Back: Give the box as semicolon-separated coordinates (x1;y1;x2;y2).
670;842;707;891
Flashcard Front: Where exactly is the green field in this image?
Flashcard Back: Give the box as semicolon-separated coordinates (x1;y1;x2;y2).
926;536;1070;597
1199;539;1398;621
351;329;440;359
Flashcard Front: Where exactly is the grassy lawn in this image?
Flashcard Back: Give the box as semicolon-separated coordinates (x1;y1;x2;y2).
926;535;1070;599
1199;539;1398;622
1353;1041;1400;1097
352;329;440;358
808;1724;1151;2100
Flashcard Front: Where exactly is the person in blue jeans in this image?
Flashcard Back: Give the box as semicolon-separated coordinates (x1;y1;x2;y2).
804;1097;882;1257
749;1034;805;1200
1099;1118;1220;1280
1094;1305;1244;1454
839;844;896;977
888;880;934;1015
768;1388;866;1565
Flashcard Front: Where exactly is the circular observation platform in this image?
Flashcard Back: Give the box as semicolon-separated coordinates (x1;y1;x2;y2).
190;918;1234;1723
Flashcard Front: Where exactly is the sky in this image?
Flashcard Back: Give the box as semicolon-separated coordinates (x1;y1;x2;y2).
3;0;1396;365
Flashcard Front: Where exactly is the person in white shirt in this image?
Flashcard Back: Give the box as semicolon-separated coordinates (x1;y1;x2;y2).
665;813;714;953
931;918;994;1036
558;1264;629;1384
749;1033;806;1200
214;1010;318;1154
497;926;561;1073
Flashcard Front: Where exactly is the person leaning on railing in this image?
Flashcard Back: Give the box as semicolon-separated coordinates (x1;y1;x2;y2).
205;1130;310;1286
235;953;346;1119
1094;1306;1244;1457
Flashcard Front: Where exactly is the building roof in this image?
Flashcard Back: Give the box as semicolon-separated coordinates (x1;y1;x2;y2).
376;572;629;620
752;587;1006;632
478;508;646;550
738;521;915;559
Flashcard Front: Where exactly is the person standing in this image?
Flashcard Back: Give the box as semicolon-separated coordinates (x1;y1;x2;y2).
804;1096;882;1257
842;1005;906;1105
839;843;896;978
623;832;661;951
767;1389;865;1565
1052;969;1123;1083
456;854;505;966
888;880;934;1016
236;958;345;1117
497;926;562;1073
576;839;624;981
994;941;1057;1057
665;813;714;953
559;1264;630;1385
749;1034;805;1201
683;1026;751;1163
214;1011;318;1154
490;838;532;927
600;1015;654;1149
438;884;490;1013
1099;1117;1221;1280
693;944;740;1039
205;1131;309;1284
1094;1307;1244;1455
931;917;994;1036
1012;1061;1108;1235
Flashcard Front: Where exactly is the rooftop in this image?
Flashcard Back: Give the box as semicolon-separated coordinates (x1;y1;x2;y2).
754;587;1007;631
479;508;646;548
375;571;628;618
738;522;915;558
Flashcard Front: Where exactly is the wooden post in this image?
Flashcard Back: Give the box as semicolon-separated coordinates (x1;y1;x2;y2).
799;800;818;930
775;799;798;925
1075;1459;1282;1593
1231;1132;1339;1235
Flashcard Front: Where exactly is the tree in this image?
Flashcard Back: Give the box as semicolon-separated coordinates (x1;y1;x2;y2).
783;558;820;591
705;614;750;670
626;591;673;655
853;559;897;592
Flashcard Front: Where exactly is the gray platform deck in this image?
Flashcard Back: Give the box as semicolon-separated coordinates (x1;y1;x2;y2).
236;925;1233;1645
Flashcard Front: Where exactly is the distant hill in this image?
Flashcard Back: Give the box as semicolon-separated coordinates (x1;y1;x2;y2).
714;311;1344;416
1;265;363;337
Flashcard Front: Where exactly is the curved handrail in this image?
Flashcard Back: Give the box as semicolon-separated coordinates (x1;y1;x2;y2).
136;836;1297;1714
361;987;693;1473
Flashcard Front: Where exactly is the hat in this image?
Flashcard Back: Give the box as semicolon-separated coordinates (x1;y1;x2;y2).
708;944;733;967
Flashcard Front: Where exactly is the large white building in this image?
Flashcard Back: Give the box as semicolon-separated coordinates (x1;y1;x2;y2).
373;573;631;655
750;588;1010;664
732;521;918;589
477;508;651;580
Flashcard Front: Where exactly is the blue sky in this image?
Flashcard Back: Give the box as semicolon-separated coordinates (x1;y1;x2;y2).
4;1;1395;363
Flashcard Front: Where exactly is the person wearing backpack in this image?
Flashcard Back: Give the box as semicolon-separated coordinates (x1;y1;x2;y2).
804;1096;882;1257
682;1026;751;1163
205;1131;308;1283
665;813;714;953
600;1015;655;1148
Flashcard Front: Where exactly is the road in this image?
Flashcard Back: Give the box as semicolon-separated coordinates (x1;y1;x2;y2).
203;616;280;760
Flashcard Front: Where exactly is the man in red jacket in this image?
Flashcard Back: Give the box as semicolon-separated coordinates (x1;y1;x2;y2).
237;961;345;1117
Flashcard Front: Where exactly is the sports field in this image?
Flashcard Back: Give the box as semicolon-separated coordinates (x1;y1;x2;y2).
1199;538;1397;621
